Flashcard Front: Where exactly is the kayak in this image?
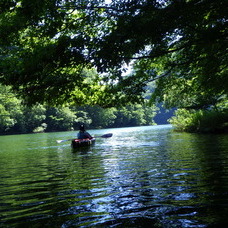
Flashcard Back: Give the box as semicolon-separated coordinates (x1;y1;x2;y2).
56;133;112;148
71;138;96;149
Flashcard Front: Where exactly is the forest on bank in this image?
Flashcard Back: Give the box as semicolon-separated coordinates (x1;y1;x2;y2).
0;83;161;134
0;0;227;134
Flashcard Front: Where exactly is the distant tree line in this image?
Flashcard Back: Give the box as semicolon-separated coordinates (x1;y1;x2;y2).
0;84;157;134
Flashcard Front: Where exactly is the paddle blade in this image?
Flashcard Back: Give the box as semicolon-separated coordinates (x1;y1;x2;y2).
56;139;72;143
101;133;113;138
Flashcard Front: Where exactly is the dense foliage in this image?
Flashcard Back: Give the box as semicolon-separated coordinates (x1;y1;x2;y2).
0;0;227;133
169;108;228;133
0;84;157;134
0;0;227;108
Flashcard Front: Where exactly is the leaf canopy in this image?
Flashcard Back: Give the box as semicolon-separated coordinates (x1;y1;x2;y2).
0;0;227;107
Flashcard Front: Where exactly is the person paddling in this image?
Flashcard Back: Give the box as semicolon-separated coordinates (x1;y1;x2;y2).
77;124;92;139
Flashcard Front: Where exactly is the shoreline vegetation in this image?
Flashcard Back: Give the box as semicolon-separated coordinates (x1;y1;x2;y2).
0;102;158;135
1;107;227;136
169;109;228;134
1;82;227;135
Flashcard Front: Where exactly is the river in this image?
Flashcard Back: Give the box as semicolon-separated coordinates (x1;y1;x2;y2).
0;125;228;227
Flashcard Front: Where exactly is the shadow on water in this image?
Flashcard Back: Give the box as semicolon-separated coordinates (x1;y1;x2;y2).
0;126;228;227
156;132;228;227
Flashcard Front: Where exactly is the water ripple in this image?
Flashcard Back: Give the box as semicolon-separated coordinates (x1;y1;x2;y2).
0;126;228;227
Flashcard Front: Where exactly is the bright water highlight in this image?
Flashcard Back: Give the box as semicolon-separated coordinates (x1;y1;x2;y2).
0;125;228;227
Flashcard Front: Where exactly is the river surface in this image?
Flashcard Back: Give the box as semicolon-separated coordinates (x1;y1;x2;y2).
0;125;228;227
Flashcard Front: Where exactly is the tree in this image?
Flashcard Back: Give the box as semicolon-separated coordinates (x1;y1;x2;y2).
23;104;46;132
112;104;156;127
0;0;105;105
0;82;157;134
0;104;14;132
46;107;77;131
77;105;116;128
71;109;92;129
99;0;227;109
9;104;47;133
0;84;22;133
0;0;227;109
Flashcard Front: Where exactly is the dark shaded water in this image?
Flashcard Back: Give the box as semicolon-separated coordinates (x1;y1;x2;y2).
0;125;228;227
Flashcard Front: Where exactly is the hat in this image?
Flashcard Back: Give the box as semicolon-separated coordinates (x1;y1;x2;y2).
79;124;85;131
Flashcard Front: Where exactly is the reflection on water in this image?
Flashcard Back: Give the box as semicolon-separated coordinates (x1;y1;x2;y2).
0;125;228;227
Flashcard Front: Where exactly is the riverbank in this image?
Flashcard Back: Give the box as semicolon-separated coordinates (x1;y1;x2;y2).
169;109;228;133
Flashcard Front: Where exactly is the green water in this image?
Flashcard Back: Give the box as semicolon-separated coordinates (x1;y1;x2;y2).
0;125;228;227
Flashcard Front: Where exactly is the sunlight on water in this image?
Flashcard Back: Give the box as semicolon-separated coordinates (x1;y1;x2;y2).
0;125;228;227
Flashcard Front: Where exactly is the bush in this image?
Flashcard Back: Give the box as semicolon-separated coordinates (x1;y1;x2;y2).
169;109;228;133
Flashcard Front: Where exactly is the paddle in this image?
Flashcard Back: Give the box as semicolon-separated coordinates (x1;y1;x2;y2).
56;138;73;144
98;133;113;138
56;133;113;143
